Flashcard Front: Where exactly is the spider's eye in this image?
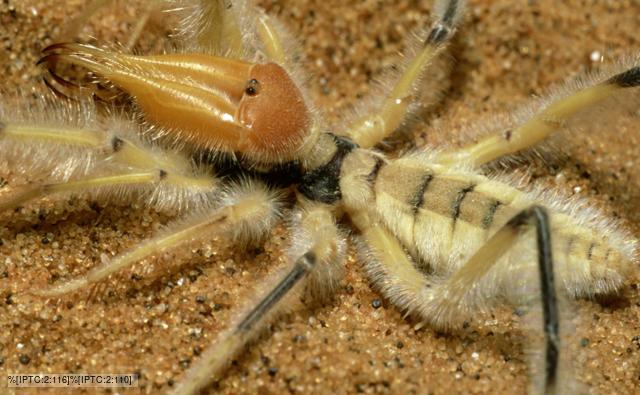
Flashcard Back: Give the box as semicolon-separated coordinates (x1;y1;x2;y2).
245;79;260;96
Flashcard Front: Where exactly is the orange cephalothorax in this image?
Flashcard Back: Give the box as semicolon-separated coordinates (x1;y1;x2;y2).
39;44;311;163
237;63;310;160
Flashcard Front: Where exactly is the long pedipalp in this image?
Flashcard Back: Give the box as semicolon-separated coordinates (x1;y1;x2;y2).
0;97;218;212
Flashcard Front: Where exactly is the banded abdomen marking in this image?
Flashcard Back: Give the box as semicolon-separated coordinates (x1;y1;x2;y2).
372;158;518;272
369;156;633;296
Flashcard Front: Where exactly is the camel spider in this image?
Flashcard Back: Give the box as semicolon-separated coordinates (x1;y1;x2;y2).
5;0;637;394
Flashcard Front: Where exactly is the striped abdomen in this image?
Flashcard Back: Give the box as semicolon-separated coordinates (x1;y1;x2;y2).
367;155;633;297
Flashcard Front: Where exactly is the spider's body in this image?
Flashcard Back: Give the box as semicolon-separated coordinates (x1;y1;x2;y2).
2;1;640;394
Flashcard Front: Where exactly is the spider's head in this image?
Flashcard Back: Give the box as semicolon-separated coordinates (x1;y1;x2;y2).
39;44;311;163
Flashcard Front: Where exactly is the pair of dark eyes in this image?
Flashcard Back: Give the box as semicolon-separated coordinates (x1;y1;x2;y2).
245;79;260;96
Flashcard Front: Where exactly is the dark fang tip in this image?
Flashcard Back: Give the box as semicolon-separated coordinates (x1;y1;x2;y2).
42;75;72;100
40;56;95;100
48;67;81;89
159;169;168;179
41;42;74;54
36;53;58;67
607;66;640;88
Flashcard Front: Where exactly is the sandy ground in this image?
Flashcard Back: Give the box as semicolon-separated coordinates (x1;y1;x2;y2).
1;0;640;394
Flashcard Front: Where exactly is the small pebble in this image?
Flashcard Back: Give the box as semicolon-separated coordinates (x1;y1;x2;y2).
590;50;602;62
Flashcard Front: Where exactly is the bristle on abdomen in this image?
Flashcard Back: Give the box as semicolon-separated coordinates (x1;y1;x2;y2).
358;152;635;303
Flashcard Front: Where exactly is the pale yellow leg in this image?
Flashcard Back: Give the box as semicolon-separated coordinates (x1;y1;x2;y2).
435;211;530;320
351;205;575;391
436;67;640;167
256;14;286;65
1;122;216;204
57;0;160;48
57;0;113;42
349;209;435;321
188;0;244;57
346;45;443;149
345;0;464;148
124;1;166;51
349;205;546;329
32;182;279;297
3;124;104;147
0;171;160;212
170;202;343;395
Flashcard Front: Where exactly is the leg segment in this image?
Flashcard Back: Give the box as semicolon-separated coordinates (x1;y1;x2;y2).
0;171;162;212
175;0;292;64
31;180;280;297
170;202;344;395
124;1;165;51
532;208;559;392
56;0;113;42
169;252;316;395
0;113;215;212
437;65;640;167
173;0;245;57
351;205;562;392
56;0;162;51
345;0;465;148
256;13;287;64
445;206;559;393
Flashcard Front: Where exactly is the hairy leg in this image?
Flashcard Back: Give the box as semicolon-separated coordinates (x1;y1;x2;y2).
436;64;640;167
0;106;215;212
31;180;280;297
170;201;344;395
344;0;465;148
351;205;567;393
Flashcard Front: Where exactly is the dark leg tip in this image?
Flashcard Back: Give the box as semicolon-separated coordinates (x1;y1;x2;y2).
426;25;450;45
607;66;640;88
